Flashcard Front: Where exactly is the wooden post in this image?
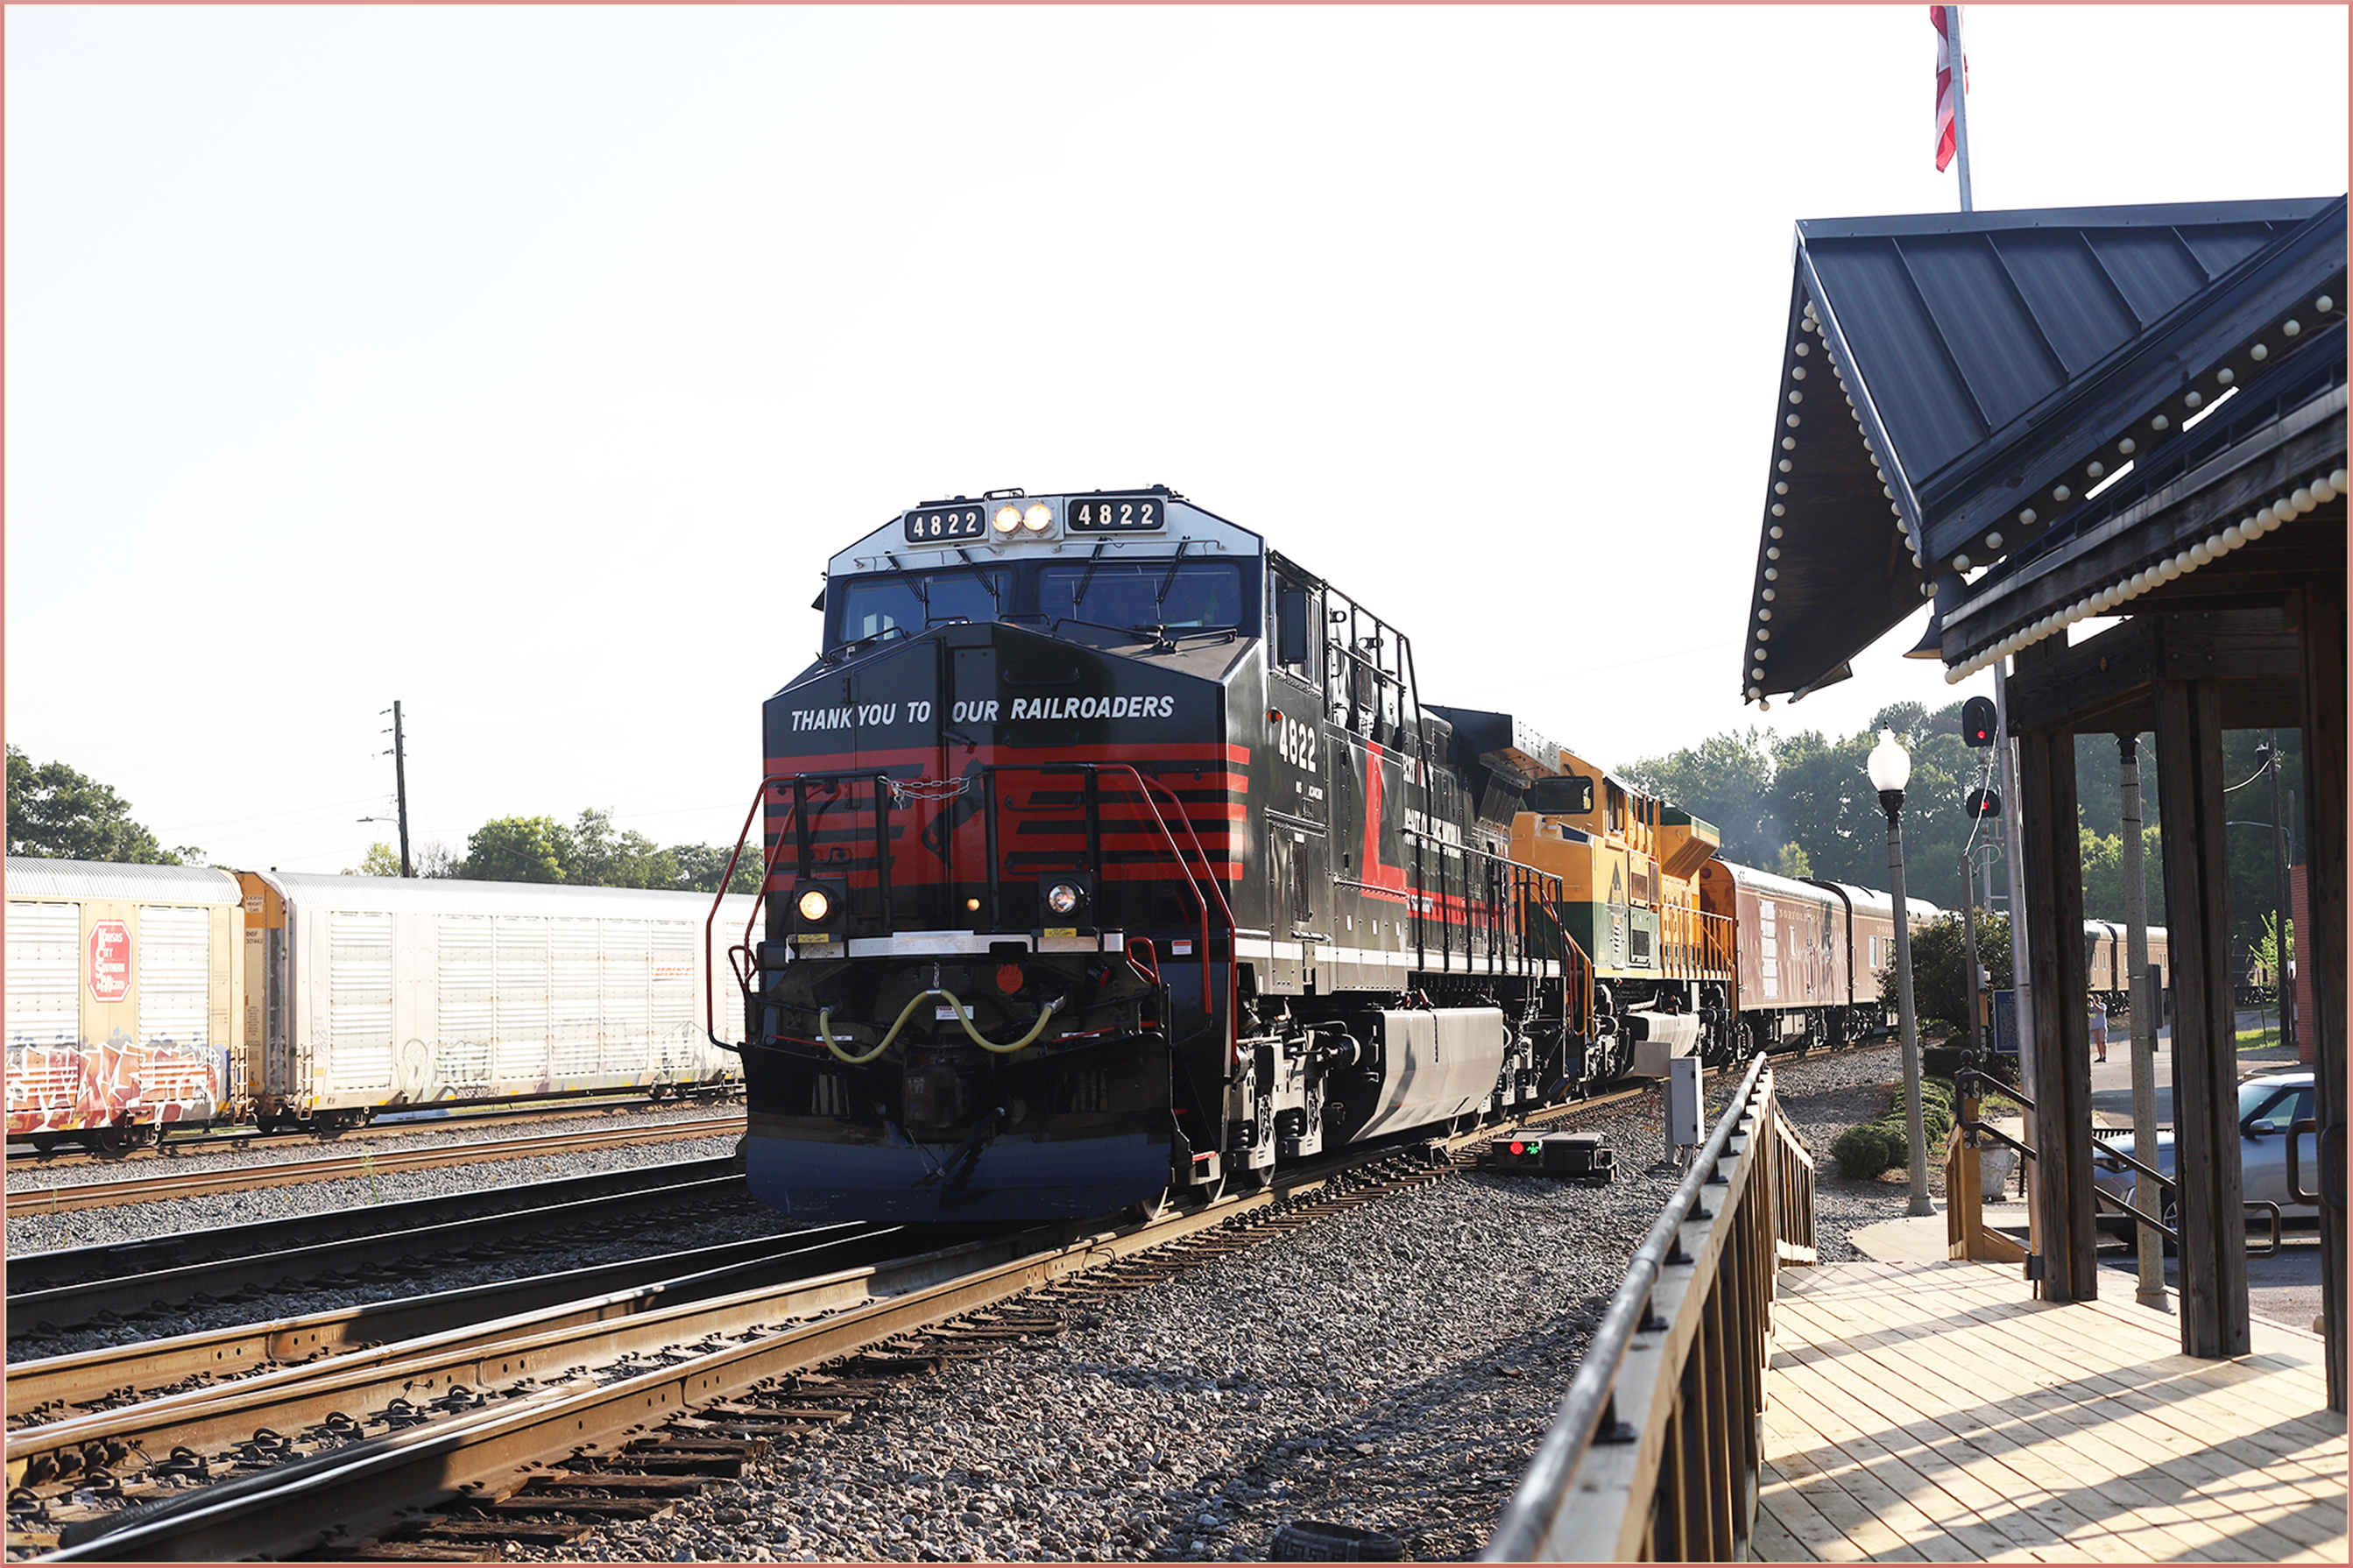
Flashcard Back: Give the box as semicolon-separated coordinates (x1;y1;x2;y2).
1946;1112;1979;1259
2293;581;2346;1410
2153;676;2252;1358
2015;643;2097;1301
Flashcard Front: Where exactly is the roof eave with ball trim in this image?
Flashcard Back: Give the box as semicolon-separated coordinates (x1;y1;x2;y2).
1740;195;2344;706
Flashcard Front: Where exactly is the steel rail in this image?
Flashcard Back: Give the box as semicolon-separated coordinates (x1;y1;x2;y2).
4;1222;885;1415
6;1170;753;1338
5;1090;742;1168
5;1220;992;1492
7;1156;745;1304
4;1113;744;1218
28;1197;1280;1561
19;1068;1726;1559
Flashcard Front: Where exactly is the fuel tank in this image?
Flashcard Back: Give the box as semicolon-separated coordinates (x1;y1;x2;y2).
1341;1006;1508;1141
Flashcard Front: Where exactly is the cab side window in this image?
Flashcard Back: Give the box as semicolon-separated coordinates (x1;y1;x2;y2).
1273;569;1318;686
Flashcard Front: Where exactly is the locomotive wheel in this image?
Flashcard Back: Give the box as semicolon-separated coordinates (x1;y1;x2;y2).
1127;1188;1175;1223
93;1125;157;1155
26;1134;62;1155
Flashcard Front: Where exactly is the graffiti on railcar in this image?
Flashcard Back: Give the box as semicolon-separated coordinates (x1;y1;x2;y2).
4;1029;229;1134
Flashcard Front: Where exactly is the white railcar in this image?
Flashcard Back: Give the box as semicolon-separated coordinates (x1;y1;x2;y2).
242;872;756;1129
5;858;245;1148
5;858;758;1143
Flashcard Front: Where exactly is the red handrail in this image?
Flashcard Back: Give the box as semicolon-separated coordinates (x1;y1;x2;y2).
703;773;802;1050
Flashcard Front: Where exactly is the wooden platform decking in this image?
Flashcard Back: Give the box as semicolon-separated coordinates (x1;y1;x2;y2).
1755;1259;2347;1562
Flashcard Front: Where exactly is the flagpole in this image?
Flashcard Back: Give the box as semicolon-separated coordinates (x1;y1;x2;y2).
1948;4;1975;211
1948;2;2038;1182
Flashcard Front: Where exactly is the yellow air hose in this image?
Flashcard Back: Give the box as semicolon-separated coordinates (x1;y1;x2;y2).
817;989;1067;1065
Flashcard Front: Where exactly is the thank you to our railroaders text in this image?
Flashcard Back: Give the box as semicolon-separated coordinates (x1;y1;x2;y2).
785;695;1180;732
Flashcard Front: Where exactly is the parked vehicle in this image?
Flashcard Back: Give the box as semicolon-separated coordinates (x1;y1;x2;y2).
2092;1068;2321;1240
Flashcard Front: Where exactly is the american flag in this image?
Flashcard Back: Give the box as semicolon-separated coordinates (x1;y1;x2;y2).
1932;6;1968;173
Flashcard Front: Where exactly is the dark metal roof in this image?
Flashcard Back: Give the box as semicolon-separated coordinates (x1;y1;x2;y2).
1740;195;2343;702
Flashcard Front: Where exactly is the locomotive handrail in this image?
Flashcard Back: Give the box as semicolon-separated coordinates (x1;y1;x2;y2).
703;768;908;1052
1529;894;1593;1043
981;761;1231;1028
703;772;806;1052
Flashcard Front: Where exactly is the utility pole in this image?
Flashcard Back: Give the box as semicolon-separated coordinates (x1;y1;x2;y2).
2267;731;2293;1057
2120;737;2169;1310
386;702;413;878
1961;850;1983;1057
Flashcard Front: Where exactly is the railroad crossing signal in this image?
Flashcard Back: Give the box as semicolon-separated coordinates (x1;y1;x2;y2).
1966;787;2002;818
1962;696;1996;747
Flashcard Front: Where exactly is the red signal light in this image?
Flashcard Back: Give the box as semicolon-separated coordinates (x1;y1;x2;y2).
996;964;1026;994
1509;1141;1528;1156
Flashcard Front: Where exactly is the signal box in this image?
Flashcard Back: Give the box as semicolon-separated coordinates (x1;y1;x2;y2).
1485;1131;1615;1182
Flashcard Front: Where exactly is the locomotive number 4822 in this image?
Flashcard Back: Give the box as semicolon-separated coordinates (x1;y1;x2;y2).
1068;497;1164;532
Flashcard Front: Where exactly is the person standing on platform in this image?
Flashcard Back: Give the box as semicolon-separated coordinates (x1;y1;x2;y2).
2088;994;2109;1063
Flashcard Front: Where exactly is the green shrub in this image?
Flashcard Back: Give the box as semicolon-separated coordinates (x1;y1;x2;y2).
1921;1045;1976;1079
1831;1123;1904;1179
1830;1077;1962;1180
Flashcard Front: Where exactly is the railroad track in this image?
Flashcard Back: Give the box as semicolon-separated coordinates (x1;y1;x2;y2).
5;1164;760;1341
4;1112;745;1220
5;1140;1484;1559
2;1068;1817;1560
4;1091;745;1170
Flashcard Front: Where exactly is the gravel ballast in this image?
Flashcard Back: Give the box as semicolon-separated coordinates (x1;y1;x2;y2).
520;1048;1926;1564
5;1049;1934;1558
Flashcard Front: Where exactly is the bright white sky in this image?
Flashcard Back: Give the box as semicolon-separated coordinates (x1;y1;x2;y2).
6;4;2345;873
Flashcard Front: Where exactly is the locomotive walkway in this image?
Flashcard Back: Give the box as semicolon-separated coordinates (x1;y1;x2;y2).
1751;1250;2346;1562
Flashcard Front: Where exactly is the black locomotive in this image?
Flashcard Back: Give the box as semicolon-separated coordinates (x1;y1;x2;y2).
719;487;1606;1223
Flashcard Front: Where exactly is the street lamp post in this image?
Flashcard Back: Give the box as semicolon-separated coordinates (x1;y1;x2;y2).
1869;729;1935;1217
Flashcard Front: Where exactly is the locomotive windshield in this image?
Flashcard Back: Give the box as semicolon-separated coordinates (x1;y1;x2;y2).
824;557;1250;651
835;567;1009;641
1040;561;1242;630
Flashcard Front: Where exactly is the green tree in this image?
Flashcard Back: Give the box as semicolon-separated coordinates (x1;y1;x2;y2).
1619;729;1782;865
347;843;405;876
1883;910;2012;1036
6;745;202;864
456;816;569;883
2078;823;2166;922
1773;842;1812;879
557;808;678;889
1765;727;1876;887
669;841;767;895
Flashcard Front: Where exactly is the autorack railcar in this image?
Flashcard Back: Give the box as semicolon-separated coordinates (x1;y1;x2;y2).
4;858;753;1147
4;859;244;1150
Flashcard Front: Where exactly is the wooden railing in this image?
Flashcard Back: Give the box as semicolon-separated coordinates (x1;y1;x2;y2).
1484;1054;1815;1562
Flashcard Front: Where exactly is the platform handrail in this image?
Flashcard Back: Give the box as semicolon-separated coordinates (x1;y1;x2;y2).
1485;1052;1808;1562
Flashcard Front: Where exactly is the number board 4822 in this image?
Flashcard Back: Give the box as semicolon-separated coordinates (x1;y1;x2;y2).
1067;496;1166;533
902;505;987;542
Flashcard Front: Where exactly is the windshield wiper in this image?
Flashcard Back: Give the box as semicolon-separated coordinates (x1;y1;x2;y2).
1071;540;1111;609
954;549;1002;611
1150;540;1194;616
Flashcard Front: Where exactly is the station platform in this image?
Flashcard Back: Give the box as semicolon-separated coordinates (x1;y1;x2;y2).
1753;1254;2346;1561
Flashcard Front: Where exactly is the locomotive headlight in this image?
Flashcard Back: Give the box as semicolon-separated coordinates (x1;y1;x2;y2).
1021;503;1053;532
796;888;833;923
1045;881;1085;916
992;505;1022;534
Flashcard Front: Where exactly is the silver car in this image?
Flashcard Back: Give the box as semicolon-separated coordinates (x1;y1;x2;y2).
2093;1069;2321;1239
